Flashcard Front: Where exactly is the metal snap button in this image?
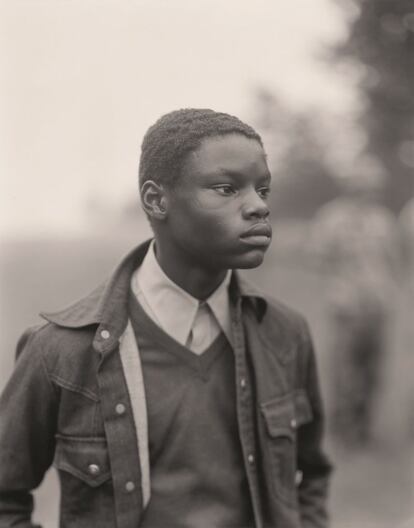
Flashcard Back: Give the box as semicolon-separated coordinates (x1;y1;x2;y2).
100;329;110;339
295;469;303;485
125;481;135;492
88;464;100;476
116;403;126;415
247;454;255;465
291;418;297;429
240;378;247;389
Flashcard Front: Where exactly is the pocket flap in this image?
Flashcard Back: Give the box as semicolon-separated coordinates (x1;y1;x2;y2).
260;390;313;438
54;435;111;487
261;394;296;439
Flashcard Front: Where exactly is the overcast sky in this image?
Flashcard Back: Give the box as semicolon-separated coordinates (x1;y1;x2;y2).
0;0;357;237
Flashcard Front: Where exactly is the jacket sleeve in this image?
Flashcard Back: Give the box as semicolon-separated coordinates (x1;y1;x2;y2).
296;320;333;528
0;326;58;528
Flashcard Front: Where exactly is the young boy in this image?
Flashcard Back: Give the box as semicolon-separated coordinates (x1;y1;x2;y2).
0;109;332;528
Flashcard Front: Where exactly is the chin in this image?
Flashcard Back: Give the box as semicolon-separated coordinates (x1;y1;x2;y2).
234;250;266;269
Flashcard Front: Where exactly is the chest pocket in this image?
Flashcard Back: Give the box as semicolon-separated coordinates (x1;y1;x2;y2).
260;390;312;506
54;435;115;526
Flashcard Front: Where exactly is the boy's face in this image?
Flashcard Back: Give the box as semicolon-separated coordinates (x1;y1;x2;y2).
162;133;272;271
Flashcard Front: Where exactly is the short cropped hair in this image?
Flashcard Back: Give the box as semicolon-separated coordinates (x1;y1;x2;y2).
138;108;263;188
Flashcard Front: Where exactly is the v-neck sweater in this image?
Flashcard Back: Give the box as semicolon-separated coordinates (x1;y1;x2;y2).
128;290;254;528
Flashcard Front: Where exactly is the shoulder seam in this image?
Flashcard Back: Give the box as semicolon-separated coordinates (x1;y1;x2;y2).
48;372;99;402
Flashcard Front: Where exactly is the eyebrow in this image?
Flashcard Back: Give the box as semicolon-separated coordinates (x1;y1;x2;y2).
213;168;272;182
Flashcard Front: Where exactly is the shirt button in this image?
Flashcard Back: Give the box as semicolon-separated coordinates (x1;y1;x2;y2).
115;403;126;415
247;454;255;465
240;378;247;389
100;329;110;340
125;481;135;492
88;464;100;476
291;418;297;429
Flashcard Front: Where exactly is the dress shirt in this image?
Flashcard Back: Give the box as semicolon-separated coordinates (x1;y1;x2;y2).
131;241;232;354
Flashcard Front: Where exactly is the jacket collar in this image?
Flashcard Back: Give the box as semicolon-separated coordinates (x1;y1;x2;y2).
41;239;268;353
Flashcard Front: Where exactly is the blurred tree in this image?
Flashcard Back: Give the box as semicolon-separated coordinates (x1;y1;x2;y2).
332;0;414;212
253;88;340;219
271;113;340;219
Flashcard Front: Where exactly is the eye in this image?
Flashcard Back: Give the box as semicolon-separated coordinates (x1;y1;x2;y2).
257;186;271;199
213;184;236;196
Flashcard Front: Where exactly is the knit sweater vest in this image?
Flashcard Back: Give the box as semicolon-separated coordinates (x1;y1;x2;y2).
128;290;254;528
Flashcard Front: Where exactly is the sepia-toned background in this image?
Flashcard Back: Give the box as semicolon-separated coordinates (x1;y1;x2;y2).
1;1;413;527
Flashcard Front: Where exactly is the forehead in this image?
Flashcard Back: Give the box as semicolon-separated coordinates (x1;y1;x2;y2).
183;133;269;177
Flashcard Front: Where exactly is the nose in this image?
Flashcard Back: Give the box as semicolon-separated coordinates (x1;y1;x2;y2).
242;189;270;220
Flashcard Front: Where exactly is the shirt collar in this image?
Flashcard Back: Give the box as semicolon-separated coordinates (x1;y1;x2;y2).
133;241;232;345
40;239;267;354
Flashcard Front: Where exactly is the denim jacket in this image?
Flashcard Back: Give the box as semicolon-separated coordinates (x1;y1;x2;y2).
0;240;332;528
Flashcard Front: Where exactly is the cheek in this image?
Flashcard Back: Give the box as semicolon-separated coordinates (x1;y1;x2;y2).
177;196;234;231
193;209;233;236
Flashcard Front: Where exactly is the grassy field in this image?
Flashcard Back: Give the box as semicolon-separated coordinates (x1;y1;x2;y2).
1;228;413;528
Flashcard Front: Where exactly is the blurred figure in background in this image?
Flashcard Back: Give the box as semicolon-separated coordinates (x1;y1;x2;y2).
311;169;399;447
398;196;414;438
399;197;414;290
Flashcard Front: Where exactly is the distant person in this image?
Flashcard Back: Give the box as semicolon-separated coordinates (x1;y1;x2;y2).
0;109;332;527
311;170;398;446
398;196;414;438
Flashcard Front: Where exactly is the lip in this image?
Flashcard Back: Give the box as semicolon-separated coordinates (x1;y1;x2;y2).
239;223;272;247
240;223;272;238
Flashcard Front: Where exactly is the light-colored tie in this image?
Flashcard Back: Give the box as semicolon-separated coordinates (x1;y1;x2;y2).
186;302;214;355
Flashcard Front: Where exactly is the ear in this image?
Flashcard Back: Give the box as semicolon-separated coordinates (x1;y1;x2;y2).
140;180;168;220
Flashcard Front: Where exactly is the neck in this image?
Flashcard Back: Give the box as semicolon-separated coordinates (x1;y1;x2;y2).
153;239;227;301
